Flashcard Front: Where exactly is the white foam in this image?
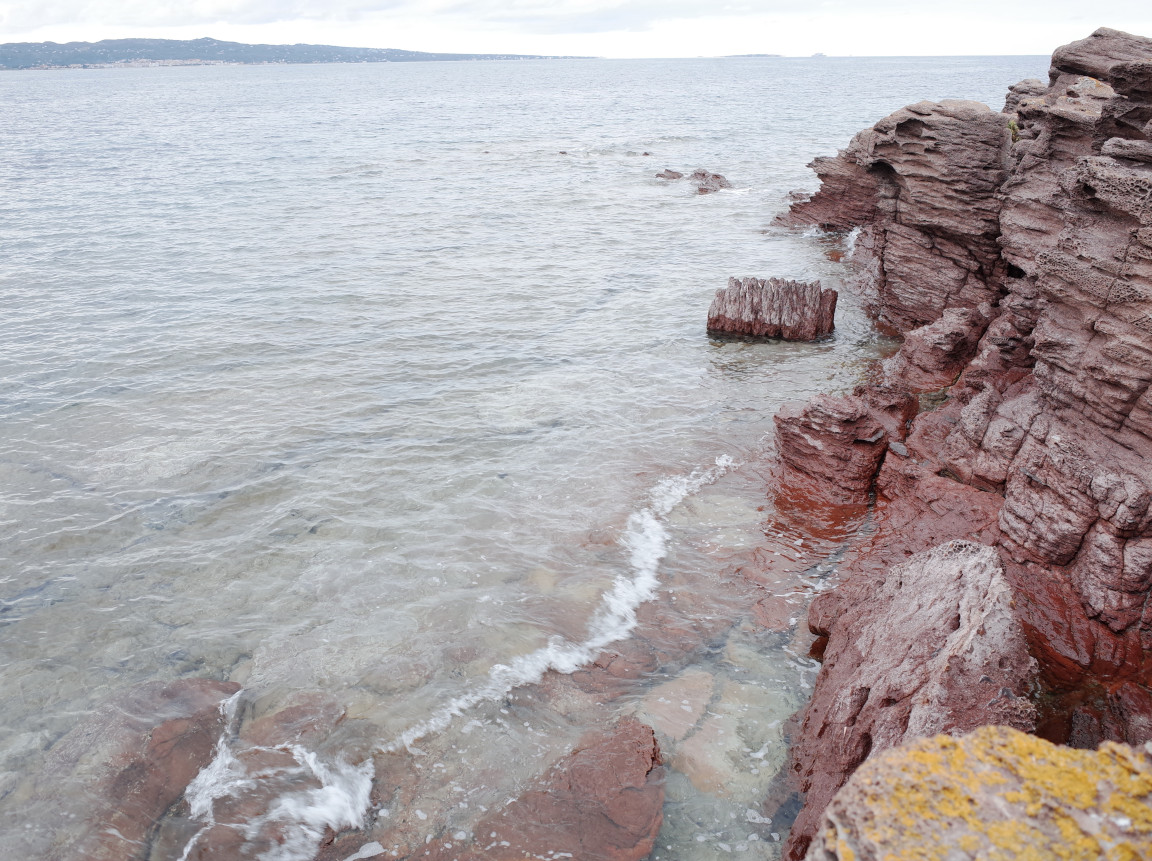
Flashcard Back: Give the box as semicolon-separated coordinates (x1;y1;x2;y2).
845;225;863;259
253;747;373;861
179;737;372;861
382;454;735;753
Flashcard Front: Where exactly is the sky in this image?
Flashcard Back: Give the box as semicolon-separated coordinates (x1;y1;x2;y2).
2;0;1152;58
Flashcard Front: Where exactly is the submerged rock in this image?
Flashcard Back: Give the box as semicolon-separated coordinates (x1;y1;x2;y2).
654;167;731;192
805;725;1152;861
406;717;665;861
707;277;837;340
21;679;239;861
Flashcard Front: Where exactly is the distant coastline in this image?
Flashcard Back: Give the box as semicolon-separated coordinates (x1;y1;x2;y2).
0;36;592;70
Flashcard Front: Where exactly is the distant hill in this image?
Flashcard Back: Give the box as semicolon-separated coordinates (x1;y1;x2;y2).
0;37;589;70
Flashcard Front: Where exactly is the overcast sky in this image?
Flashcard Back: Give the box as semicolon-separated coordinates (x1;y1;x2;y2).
2;0;1152;58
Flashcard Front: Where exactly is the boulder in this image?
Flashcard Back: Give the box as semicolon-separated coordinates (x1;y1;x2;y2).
690;168;731;193
805;726;1152;861
707;277;837;340
785;543;1036;860
773;394;887;505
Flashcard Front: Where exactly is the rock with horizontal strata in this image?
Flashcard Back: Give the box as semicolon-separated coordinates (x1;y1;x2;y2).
785;542;1036;860
805;725;1152;861
773;393;887;505
708;277;837;340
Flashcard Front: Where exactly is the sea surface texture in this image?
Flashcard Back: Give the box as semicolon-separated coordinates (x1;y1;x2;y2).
1;55;1045;860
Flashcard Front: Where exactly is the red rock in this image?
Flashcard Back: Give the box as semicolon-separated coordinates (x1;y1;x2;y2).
785;100;1013;333
773;394;887;505
708;277;837;340
473;717;662;861
379;718;665;861
690;168;731;193
1049;26;1152;81
881;306;991;392
785;542;1036;861
655;168;683;179
27;679;239;861
778;25;1152;857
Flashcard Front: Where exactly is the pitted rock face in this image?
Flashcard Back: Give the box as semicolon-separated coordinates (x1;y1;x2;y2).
805;726;1152;861
779;24;1152;861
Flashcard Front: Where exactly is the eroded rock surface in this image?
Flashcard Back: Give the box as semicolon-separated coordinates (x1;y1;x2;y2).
805;726;1152;861
777;25;1152;860
708;277;837;340
787;542;1036;857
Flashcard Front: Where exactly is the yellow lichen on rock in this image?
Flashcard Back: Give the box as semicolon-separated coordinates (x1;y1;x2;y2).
804;726;1152;860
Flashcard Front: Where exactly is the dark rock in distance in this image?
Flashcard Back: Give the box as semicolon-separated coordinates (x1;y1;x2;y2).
708;277;837;340
690;168;732;193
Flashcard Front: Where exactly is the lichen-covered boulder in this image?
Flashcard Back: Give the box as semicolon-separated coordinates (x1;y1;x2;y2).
805;725;1152;861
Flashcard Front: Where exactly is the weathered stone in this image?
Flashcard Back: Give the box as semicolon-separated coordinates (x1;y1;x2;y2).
785;100;1012;332
655;168;684;179
805;726;1152;861
690;168;731;193
882;306;991;392
421;718;665;861
707;277;837;340
773;394;887;505
786;543;1036;860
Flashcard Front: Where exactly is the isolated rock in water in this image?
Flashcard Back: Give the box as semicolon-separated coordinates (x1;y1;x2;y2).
26;679;239;861
785;542;1036;860
708;277;837;340
655;168;684;179
805;726;1152;861
690;168;732;193
773;394;887;505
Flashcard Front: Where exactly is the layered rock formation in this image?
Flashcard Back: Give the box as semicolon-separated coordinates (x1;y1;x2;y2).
776;26;1152;859
805;725;1152;861
707;277;837;340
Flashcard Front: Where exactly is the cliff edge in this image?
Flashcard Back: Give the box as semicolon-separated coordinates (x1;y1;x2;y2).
775;26;1152;859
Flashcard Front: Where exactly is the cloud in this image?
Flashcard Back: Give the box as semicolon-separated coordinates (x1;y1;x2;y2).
0;0;873;36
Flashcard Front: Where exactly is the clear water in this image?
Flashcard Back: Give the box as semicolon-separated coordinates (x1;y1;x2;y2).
0;55;1048;860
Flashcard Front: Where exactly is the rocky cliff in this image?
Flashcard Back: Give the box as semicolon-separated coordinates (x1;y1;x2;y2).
776;27;1152;859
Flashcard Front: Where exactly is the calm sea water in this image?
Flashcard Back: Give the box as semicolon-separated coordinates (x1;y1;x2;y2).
1;55;1047;860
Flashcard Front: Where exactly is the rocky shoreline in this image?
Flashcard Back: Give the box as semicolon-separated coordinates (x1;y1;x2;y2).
19;30;1152;861
773;26;1152;859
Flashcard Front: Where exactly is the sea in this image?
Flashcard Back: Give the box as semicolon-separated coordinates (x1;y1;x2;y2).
1;54;1048;861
